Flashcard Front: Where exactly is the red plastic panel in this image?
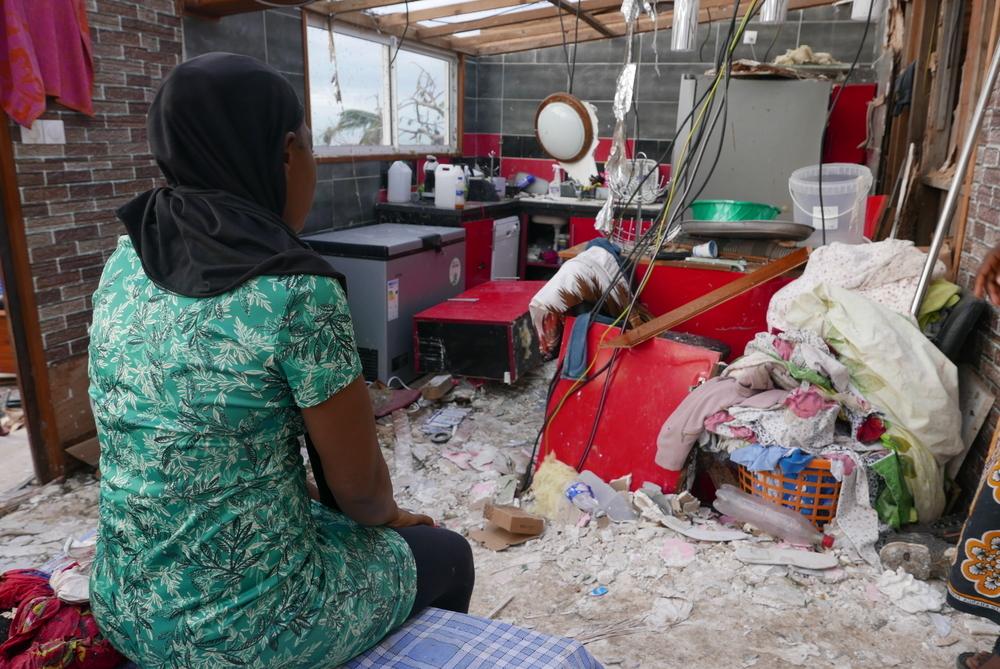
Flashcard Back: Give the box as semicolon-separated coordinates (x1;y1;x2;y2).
865;194;887;240
414;280;547;325
569;216;601;247
462;219;494;289
824;83;876;165
539;318;720;490
636;264;793;361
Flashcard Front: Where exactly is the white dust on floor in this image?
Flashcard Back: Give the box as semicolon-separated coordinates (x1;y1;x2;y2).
0;429;37;494
0;366;995;668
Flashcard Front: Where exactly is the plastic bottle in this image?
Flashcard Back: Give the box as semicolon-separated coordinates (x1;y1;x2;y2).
713;484;834;548
577;471;637;521
455;168;466;210
566;482;600;513
423;155;438;199
387;161;412;203
549;164;562;198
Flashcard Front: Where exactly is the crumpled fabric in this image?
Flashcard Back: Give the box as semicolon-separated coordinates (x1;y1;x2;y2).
722;331;851;394
656;377;756;470
529;243;631;355
720;393;839;453
0;0;94;127
783;283;962;521
730;445;815;475
0;569;124;669
825;450;881;566
917;278;961;330
48;535;97;604
767;239;946;332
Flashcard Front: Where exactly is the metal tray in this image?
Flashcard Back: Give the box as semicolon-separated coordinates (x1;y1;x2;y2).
680;220;813;241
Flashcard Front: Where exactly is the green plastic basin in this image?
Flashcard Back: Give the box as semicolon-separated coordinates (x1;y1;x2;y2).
689;199;781;222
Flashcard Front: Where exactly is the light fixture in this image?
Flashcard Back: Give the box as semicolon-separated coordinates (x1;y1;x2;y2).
759;0;790;24
671;0;700;51
535;93;595;163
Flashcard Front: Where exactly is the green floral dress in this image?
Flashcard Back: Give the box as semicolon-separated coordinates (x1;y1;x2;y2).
88;237;416;668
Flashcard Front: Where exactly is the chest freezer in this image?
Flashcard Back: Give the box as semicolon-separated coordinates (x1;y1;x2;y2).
304;224;466;383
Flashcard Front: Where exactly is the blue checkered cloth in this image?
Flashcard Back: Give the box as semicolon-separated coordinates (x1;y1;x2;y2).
343;608;604;669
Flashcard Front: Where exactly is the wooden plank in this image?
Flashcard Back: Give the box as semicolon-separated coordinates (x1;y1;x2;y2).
0;121;63;483
468;0;836;55
602;248;810;350
418;0;620;39
380;0;535;27
65;437;101;468
184;0;307;17
324;9;464;52
545;0;615;38
308;0;410;13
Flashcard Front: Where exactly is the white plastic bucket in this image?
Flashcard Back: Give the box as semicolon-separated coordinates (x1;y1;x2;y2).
788;163;872;247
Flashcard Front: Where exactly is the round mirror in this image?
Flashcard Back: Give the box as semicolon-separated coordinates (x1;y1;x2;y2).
535;93;595;163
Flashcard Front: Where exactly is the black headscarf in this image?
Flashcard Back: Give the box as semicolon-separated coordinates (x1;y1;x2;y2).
117;52;342;297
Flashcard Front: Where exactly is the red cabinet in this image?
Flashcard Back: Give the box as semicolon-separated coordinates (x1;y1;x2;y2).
462;218;493;289
569;216;600;247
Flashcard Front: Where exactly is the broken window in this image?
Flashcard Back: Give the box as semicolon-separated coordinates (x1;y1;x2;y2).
305;19;458;157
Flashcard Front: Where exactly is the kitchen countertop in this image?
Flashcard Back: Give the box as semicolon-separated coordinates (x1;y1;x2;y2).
375;195;666;223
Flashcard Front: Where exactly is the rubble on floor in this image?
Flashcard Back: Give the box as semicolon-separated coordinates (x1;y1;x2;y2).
0;365;995;667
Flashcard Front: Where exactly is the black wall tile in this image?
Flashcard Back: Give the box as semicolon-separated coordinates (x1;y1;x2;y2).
501;99;542;135
797;21;877;64
304;180;334;234
183;12;266;62
479;63;504;99
265;11;305;75
477;98;503;133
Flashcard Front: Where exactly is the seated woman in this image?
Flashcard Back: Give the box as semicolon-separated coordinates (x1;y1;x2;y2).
88;53;474;668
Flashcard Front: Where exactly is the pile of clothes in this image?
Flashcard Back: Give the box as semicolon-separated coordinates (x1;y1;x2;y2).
656;240;965;561
0;536;128;669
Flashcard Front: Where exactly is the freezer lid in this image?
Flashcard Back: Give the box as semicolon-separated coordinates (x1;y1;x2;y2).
303;223;465;259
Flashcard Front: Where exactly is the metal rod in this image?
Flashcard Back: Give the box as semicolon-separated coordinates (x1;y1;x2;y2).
911;37;1000;316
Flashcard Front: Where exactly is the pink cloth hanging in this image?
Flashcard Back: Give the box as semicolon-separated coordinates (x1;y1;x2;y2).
0;0;94;127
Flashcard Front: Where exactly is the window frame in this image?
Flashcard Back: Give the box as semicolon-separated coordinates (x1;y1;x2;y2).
301;12;463;163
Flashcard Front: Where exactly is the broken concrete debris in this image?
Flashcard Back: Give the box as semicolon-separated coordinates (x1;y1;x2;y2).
2;367;985;668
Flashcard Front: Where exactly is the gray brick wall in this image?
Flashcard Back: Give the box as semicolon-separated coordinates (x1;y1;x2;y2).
957;82;1000;498
10;0;182;366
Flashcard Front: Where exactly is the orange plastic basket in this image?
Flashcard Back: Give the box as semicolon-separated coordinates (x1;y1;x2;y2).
736;458;841;529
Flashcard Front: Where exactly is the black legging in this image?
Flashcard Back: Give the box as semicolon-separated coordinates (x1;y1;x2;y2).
305;437;475;617
392;525;475;617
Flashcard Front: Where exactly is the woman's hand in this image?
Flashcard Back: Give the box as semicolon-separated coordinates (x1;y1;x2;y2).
975;243;1000;305
386;508;435;528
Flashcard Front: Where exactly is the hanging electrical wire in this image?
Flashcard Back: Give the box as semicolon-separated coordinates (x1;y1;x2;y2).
389;0;410;69
521;0;765;488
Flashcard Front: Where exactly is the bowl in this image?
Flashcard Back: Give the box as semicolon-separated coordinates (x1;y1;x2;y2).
689;199;781;222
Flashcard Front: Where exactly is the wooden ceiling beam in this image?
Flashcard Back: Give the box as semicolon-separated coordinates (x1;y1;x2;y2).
319;8;471;52
184;0;310;17
417;0;622;39
379;0;537;27
545;0;615;38
469;0;838;55
306;0;406;13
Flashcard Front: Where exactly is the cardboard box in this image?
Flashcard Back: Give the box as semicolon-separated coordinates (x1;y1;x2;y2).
484;503;545;536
